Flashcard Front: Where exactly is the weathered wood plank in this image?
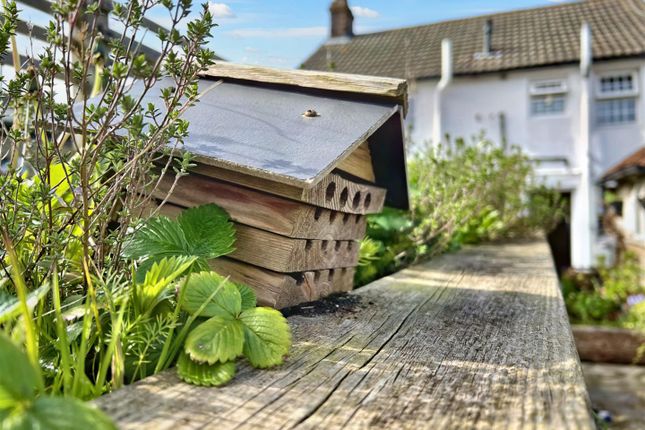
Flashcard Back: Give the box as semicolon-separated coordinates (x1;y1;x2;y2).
336;141;375;183
154;173;367;240
200;62;408;110
210;258;354;309
96;240;594;429
147;202;360;272
230;224;359;272
192;167;386;215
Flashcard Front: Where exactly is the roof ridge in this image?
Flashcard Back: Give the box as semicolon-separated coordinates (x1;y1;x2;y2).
346;0;592;40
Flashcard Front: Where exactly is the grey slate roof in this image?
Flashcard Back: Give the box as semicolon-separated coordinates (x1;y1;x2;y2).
104;76;408;209
301;0;645;80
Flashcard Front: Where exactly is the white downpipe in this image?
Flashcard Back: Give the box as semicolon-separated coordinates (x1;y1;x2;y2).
432;39;452;145
571;22;596;270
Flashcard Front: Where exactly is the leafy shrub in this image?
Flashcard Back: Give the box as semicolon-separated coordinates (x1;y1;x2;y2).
356;136;564;285
562;252;645;325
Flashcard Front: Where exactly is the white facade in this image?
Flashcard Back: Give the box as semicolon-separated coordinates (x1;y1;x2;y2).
405;53;645;270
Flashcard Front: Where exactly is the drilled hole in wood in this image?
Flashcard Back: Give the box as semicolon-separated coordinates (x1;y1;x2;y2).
339;187;348;206
321;240;328;251
328;269;335;280
334;241;341;251
305;240;312;251
314;272;321;282
347;241;354;251
314;207;323;220
352;191;362;209
325;182;336;201
342;213;351;224
329;211;337;223
364;193;372;209
354;214;361;224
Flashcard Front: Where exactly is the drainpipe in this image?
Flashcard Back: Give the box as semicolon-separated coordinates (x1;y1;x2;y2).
432;38;452;144
571;22;596;271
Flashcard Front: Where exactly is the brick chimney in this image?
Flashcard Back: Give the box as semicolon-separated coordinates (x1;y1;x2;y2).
330;0;353;39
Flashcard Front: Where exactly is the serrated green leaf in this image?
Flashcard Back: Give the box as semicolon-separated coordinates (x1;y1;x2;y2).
176;350;236;387
136;256;197;313
0;334;43;409
178;204;236;259
240;307;291;368
181;272;241;317
3;396;116;430
185;316;244;364
235;283;257;310
122;216;189;260
0;283;51;324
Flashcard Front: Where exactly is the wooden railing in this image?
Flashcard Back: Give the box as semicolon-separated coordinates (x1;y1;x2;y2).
95;239;595;429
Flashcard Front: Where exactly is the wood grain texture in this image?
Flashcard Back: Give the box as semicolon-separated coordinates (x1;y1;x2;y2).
336;141;375;183
193;166;386;215
199;62;407;109
154;173;367;240
210;258;354;309
230;224;359;272
96;240;594;430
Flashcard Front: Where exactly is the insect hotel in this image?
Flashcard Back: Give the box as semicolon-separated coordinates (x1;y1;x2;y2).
153;63;409;308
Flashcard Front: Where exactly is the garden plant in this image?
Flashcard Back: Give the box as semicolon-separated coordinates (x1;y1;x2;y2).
0;0;290;427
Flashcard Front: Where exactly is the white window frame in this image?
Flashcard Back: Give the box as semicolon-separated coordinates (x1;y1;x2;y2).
529;79;568;96
595;71;639;99
529;79;568;117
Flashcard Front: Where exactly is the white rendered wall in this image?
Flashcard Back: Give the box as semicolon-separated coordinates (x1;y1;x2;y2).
405;59;645;269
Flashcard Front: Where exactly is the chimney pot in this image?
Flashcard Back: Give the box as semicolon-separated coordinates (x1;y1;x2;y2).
330;0;354;39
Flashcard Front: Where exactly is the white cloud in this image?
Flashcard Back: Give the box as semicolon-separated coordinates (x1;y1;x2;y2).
208;3;235;18
227;26;326;38
351;6;379;18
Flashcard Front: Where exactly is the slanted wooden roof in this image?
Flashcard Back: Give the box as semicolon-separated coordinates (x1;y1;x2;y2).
302;0;645;80
130;63;409;209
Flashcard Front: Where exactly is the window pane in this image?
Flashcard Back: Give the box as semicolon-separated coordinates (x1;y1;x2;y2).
531;94;565;115
596;98;636;125
600;74;634;94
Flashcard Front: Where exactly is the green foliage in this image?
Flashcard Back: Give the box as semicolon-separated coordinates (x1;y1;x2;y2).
185;316;245;364
240;307;292;368
562;252;645;325
176;351;236;387
123;204;236;273
181;272;242;317
356;137;565;286
0;334;114;430
178;271;291;384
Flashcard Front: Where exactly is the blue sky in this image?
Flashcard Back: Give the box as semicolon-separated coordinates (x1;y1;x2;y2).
154;0;573;69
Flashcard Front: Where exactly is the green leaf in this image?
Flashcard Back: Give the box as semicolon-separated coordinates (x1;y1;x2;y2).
235;283;257;310
178;204;236;259
2;396;116;430
0;283;51;324
176;350;236;387
136;256;197;313
0;334;43;409
240;307;291;368
185;316;244;364
122;204;235;272
181;272;241;318
122;216;188;260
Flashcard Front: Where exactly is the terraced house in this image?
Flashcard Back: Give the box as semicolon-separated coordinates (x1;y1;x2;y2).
302;0;645;271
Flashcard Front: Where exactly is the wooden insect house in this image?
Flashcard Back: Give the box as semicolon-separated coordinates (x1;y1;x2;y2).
150;63;409;308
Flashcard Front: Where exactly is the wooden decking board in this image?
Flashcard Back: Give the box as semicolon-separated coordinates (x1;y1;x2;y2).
96;240;594;429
